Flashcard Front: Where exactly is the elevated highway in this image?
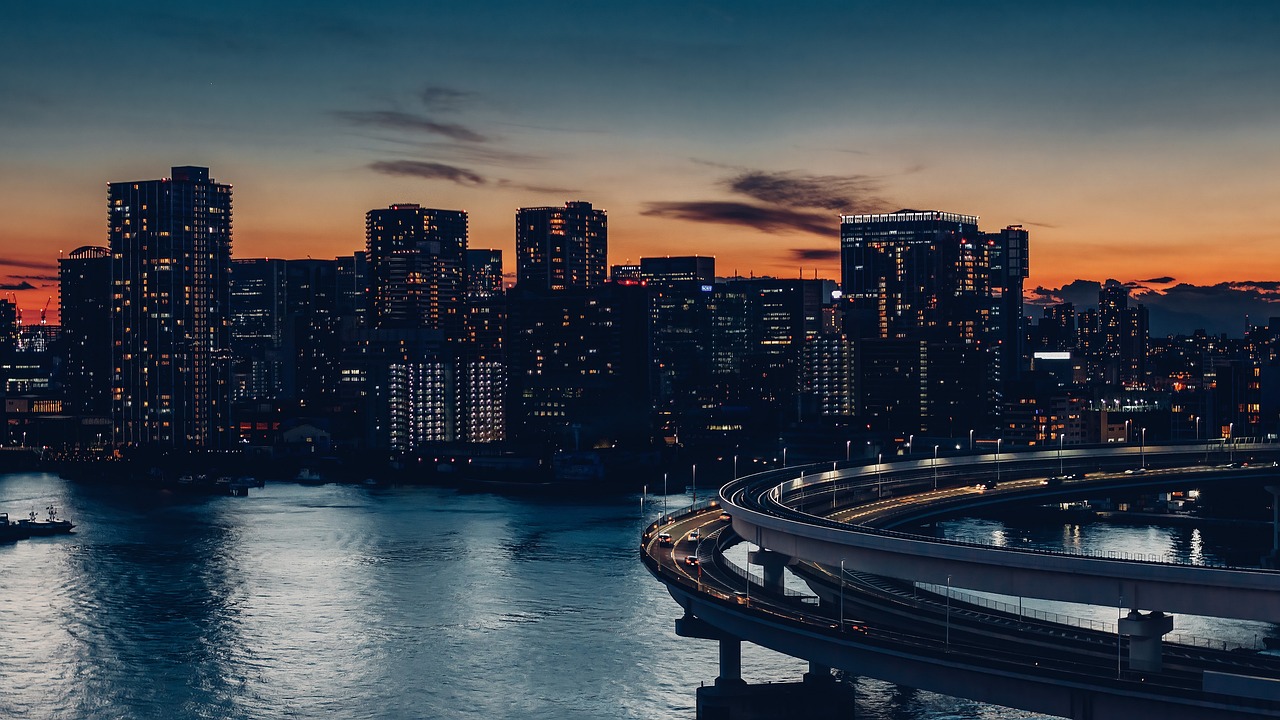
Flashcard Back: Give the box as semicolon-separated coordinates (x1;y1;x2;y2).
644;442;1280;719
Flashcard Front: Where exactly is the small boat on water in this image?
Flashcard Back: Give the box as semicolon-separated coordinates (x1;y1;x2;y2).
0;512;32;543
19;505;75;536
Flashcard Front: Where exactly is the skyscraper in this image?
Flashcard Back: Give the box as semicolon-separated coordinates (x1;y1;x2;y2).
365;204;467;339
840;209;1012;435
516;201;607;291
59;245;112;418
110;165;232;449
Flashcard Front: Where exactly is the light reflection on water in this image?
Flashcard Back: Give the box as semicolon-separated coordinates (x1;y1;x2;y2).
7;471;1266;720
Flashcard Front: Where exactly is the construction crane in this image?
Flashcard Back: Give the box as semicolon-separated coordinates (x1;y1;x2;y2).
40;296;51;326
7;292;20;328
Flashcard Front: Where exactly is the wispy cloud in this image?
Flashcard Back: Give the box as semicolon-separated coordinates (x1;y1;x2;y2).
335;110;489;143
368;160;486;186
7;274;58;282
641;201;834;236
0;257;57;271
725;170;883;212
787;247;841;262
419;86;475;113
0;281;36;291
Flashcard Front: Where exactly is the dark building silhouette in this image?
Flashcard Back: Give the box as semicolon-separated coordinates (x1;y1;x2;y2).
516;201;607;291
109;165;232;449
365;205;467;339
505;282;649;449
466;249;504;298
59;246;112;418
230;258;287;401
840;210;1022;436
640;256;715;284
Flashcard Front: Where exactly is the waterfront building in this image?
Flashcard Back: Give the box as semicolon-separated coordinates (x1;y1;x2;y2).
109;165;233;449
59;246;112;418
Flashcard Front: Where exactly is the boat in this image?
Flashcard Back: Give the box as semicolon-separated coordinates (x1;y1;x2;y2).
19;505;75;536
294;468;326;485
0;513;32;543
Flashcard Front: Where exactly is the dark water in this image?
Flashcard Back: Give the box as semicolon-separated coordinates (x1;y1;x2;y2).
1;472;1265;720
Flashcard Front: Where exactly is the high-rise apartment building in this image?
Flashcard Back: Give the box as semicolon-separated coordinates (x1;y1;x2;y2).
516;201;607;291
109;165;232;449
59;245;112;417
840;210;1024;435
365;205;467;339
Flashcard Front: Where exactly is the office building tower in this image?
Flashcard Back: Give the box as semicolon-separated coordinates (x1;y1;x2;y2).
365;205;467;339
466;249;504;299
840;210;1019;435
110;165;233;449
59;245;112;417
640;256;715;284
516;201;607;291
985;225;1030;385
230;258;287;401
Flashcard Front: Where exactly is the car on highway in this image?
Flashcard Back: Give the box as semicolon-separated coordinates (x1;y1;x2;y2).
657;532;672;546
719;511;731;522
685;554;699;566
687;529;700;543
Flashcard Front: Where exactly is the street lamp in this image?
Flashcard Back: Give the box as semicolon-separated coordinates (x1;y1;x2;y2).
839;559;846;630
733;455;738;480
933;445;939;490
996;438;1003;482
1058;433;1065;476
908;434;914;455
782;447;788;468
1124;419;1131;443
692;464;697;505
945;574;952;650
845;440;851;462
969;429;975;452
877;452;883;498
1140;427;1146;469
663;472;668;521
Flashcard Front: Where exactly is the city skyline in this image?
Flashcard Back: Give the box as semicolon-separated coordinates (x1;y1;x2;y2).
3;2;1280;333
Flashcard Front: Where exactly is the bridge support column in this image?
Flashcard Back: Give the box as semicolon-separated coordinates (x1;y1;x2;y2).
718;638;743;686
747;548;789;595
1118;610;1174;672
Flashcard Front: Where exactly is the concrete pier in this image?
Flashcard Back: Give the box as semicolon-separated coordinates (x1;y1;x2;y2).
747;548;790;595
695;676;855;720
1118;610;1174;672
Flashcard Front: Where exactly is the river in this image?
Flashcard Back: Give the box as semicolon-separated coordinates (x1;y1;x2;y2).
0;472;1271;719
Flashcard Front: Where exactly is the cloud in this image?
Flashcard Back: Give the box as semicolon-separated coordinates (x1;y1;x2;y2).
723;170;884;212
495;179;579;195
419;86;475;112
787;248;841;262
0;257;57;271
368;160;486;186
8;274;58;281
334;110;489;143
1138;276;1176;285
641;201;834;236
0;281;36;291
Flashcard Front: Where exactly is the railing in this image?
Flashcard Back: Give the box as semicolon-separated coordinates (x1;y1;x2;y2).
917;582;1261;651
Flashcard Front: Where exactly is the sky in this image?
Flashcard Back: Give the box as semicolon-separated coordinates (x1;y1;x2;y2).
2;1;1279;333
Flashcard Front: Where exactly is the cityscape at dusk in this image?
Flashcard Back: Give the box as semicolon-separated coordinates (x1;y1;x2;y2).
3;4;1280;720
4;2;1280;334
